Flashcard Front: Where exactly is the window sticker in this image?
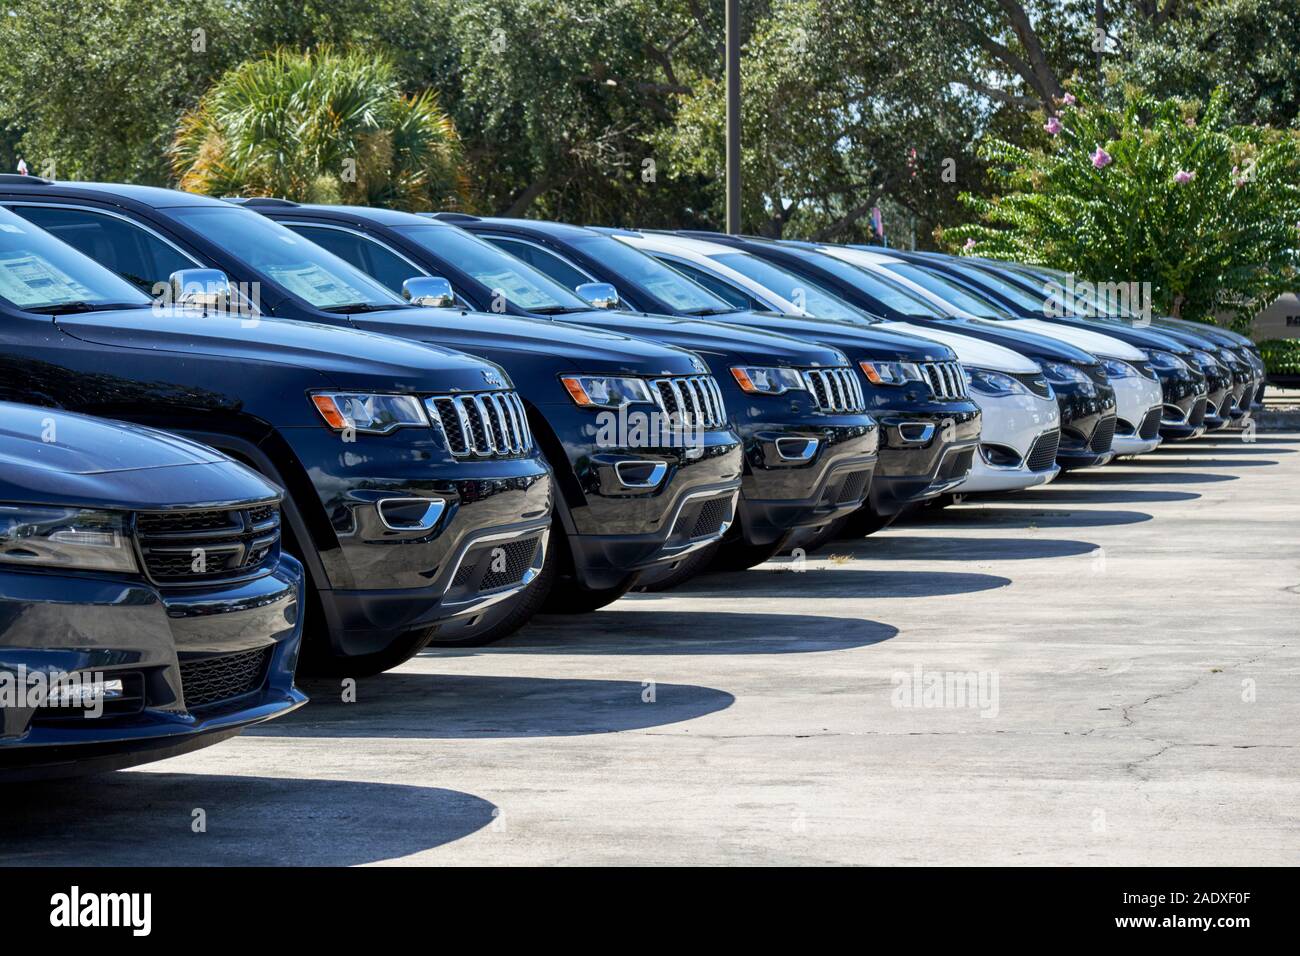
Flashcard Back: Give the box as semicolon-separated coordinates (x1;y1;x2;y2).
0;251;96;307
264;262;367;308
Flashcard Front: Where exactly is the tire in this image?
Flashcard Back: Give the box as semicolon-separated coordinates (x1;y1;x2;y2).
706;535;790;573
834;506;899;541
632;540;722;592
543;575;638;613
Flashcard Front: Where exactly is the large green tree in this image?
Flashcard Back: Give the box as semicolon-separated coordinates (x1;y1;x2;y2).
944;88;1300;324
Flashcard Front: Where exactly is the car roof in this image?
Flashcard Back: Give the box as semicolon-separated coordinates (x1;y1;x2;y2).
448;216;600;240
0;179;227;209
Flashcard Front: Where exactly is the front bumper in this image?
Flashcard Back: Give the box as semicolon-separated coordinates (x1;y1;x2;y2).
1;555;307;781
548;415;744;589
736;418;879;545
870;408;982;514
1110;373;1164;456
1157;366;1209;440
1052;377;1118;468
282;426;554;657
958;388;1061;494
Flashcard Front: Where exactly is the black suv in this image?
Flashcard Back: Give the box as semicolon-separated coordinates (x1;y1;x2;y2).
0;403;306;779
0;191;552;675
246;203;880;573
0;181;743;634
450;216;981;535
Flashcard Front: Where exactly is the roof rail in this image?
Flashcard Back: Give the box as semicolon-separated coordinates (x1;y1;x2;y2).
427;212;480;222
0;174;54;185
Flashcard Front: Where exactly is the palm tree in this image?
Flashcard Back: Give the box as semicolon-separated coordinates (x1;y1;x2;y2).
172;47;466;209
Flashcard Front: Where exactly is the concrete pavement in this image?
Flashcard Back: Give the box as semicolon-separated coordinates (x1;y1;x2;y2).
3;431;1297;865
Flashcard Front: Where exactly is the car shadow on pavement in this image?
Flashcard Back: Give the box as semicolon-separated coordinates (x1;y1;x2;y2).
0;774;495;866
851;535;1098;561
1054;469;1238;485
486;609;898;655
262;673;735;739
660;566;1011;598
904;506;1153;528
1110;456;1278;468
987;487;1199;505
1157;443;1294;455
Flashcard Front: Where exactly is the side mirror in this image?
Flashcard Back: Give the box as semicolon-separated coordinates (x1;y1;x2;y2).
403;276;455;308
169;268;231;312
575;282;620;309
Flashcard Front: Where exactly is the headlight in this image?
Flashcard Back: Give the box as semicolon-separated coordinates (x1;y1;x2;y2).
311;392;430;434
1041;361;1091;386
1189;349;1220;371
859;360;923;386
1144;349;1189;372
730;366;805;395
559;375;655;408
962;367;1029;396
1101;359;1136;379
0;506;136;572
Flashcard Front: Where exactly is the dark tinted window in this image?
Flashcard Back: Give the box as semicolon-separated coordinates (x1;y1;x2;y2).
659;258;756;309
13;205;195;292
288;224;420;295
484;237;594;291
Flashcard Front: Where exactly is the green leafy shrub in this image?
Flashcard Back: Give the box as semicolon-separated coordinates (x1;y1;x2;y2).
944;88;1300;326
1259;339;1300;377
172;47;466;210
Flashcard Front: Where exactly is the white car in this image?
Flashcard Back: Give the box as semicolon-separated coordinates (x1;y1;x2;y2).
615;231;1063;493
821;247;1164;457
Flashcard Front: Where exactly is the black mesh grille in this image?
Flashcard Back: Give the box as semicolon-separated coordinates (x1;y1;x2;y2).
690;497;732;538
937;448;975;482
1026;430;1061;471
1187;397;1208;427
136;503;280;586
1138;406;1162;439
480;537;540;590
179;646;271;709
1089;415;1117;454
837;469;872;505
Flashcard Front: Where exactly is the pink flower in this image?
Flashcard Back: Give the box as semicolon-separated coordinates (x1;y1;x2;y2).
1173;170;1195;184
1061;93;1077;106
1232;166;1247;187
963;239;976;252
1091;147;1112;169
1044;116;1063;135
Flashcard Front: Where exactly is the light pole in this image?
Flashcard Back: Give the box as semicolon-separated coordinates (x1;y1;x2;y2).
725;0;741;234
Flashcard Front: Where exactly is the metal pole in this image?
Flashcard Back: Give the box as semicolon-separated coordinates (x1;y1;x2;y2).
725;0;741;234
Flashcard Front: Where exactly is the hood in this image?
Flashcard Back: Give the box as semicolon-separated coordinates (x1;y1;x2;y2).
880;321;1040;373
559;309;849;368
1141;319;1235;352
899;314;1098;364
346;308;706;378
1003;318;1147;361
56;307;514;395
0;403;279;510
669;309;957;363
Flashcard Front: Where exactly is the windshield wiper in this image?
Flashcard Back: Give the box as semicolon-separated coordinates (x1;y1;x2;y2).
25;301;151;315
530;305;591;315
684;306;741;316
321;303;401;314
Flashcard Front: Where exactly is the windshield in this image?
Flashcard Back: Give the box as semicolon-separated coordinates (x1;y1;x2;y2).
1003;263;1144;321
394;224;588;312
0;208;151;312
878;261;1012;319
581;234;733;313
774;246;940;318
944;260;1053;312
165;206;404;310
709;251;872;322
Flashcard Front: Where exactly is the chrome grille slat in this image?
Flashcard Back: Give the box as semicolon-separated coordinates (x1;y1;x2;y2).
649;375;727;428
801;367;866;413
918;361;967;400
426;390;532;458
